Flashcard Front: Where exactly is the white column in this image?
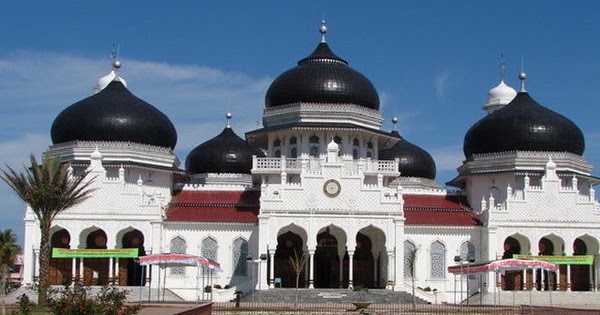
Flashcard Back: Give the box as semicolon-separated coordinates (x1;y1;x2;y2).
393;219;405;291
33;248;40;281
348;250;354;288
108;257;114;284
114;258;120;285
387;251;395;289
567;265;571;291
308;250;315;289
269;252;275;289
79;258;84;281
71;258;77;283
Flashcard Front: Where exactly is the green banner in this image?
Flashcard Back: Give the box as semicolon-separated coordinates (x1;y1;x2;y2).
514;254;594;265
52;248;139;258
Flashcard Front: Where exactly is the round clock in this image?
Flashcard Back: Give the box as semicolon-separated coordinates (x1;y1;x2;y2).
323;179;341;197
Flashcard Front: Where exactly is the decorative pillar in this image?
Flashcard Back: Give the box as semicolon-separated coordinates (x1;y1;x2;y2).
387;251;395;289
114;258;120;285
348;250;354;288
108;257;114;284
308;249;315;289
71;258;77;283
567;264;571;291
79;258;84;282
269;252;275;289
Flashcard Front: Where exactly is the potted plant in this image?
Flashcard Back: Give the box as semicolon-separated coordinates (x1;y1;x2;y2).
351;285;372;311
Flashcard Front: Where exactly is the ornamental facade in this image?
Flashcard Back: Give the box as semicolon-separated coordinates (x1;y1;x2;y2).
20;22;600;303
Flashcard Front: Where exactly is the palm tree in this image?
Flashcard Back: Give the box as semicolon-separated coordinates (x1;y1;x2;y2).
0;229;20;315
1;154;95;304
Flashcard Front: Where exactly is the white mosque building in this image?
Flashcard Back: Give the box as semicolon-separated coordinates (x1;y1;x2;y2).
20;23;600;303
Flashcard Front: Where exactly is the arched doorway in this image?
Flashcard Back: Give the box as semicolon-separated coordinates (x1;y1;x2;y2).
48;228;72;285
314;227;345;288
274;231;306;288
354;232;374;288
571;238;591;291
536;237;556;291
83;229;109;285
502;236;522;290
119;230;146;286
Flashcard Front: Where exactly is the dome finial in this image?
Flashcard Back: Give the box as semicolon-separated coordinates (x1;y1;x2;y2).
111;43;122;76
319;20;328;43
391;116;399;131
226;112;232;128
519;56;527;92
499;54;506;81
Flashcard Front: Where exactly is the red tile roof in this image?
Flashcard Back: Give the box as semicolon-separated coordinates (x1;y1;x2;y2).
403;194;480;226
165;190;259;223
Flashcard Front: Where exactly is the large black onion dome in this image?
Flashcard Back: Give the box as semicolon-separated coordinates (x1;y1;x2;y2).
186;127;265;174
265;42;380;110
464;92;585;158
379;131;436;180
51;80;177;149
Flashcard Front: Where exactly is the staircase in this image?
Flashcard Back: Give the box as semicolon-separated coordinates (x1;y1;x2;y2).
239;288;429;305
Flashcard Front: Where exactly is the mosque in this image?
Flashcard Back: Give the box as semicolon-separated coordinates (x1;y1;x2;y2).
20;22;600;303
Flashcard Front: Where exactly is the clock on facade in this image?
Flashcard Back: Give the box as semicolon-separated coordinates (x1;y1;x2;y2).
323;179;341;197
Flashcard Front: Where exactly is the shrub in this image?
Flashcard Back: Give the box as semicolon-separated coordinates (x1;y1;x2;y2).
48;284;140;315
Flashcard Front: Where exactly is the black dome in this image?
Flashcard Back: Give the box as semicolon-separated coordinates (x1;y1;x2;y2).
379;131;436;180
464;92;585;158
186;127;265;175
51;80;177;149
265;42;380;110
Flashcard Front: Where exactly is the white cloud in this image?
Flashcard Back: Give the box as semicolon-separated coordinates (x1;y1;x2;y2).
0;50;272;244
434;69;450;100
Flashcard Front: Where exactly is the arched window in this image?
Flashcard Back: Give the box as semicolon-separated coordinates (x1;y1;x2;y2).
275;150;281;158
170;237;186;275
232;238;249;276
310;146;319;158
430;241;446;279
289;137;297;145
309;135;319;143
273;139;281;147
352;149;359;159
366;142;373;149
366;151;372;158
460;241;476;261
201;237;218;275
333;136;342;156
290;147;297;158
353;138;360;146
404;241;417;278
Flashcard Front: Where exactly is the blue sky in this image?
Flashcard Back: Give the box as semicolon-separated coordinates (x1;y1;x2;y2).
2;1;600;244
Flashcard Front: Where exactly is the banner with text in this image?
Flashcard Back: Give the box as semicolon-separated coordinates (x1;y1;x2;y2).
52;248;139;258
514;255;594;265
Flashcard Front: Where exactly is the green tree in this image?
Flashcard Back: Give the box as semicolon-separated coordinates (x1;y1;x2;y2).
1;154;94;305
0;229;20;315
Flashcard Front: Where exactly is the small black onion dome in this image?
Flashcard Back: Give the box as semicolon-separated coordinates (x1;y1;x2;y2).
51;80;177;149
464;92;585;158
186;127;265;174
265;42;380;110
379;131;436;180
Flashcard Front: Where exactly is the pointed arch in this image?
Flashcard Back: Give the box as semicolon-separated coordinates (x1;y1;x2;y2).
232;237;249;276
170;236;187;275
201;237;218;275
430;240;446;279
404;240;417;279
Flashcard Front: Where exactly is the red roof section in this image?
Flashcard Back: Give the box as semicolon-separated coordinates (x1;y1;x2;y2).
403;194;480;226
165;190;259;223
